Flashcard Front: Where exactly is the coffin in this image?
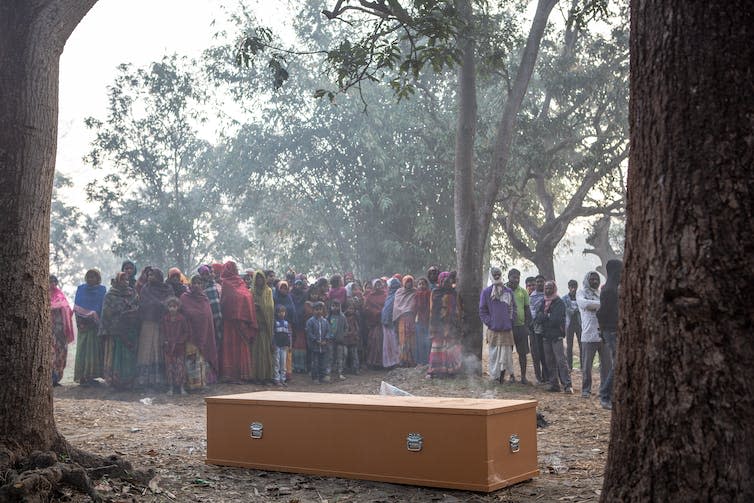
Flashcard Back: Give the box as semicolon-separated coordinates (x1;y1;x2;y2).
206;391;538;492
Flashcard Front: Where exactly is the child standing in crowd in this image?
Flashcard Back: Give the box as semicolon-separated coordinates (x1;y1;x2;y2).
329;300;348;380
273;305;292;386
161;296;189;395
307;301;332;383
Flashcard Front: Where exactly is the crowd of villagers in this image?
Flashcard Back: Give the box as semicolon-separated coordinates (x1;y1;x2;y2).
49;262;473;392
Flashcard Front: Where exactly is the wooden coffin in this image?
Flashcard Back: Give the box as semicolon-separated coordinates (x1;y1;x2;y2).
206;391;538;492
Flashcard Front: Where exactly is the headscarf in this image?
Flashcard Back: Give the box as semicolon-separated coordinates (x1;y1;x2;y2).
121;260;137;288
168;267;190;285
380;277;401;327
273;280;297;326
220;261;257;325
197;265;211;276
50;280;75;343
98;274;138;339
211;263;225;283
488;267;504;301
135;266;152;295
138;268;173;322
392;275;417;322
543;280;559;311
363;279;387;327
180;284;219;373
581;271;601;301
74;270;107;320
430;272;457;327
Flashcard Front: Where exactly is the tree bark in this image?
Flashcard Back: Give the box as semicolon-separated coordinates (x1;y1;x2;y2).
452;0;484;362
0;0;98;458
602;1;754;500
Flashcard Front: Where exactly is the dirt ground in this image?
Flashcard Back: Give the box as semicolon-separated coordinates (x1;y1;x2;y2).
53;349;611;503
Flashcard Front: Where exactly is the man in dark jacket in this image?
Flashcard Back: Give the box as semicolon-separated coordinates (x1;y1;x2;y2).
597;259;623;409
535;281;573;393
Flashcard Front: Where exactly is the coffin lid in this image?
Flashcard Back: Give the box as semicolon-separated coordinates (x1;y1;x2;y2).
205;391;536;415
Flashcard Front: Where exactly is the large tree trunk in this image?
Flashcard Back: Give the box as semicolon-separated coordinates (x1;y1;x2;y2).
453;0;484;364
0;0;97;460
602;1;754;501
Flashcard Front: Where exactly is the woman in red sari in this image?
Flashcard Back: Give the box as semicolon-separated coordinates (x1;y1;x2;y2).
181;275;219;389
219;261;257;382
50;275;74;386
363;279;387;368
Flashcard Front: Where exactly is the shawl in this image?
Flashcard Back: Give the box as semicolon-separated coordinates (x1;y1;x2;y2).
74;283;107;320
290;284;308;329
135;266;152;296
180;288;219;372
381;278;401;327
99;283;138;339
488;267;505;301
581;271;601;301
392;276;417;322
50;285;75;343
211;263;225;283
430;278;458;327
167;276;188;297
273;286;297;326
138;269;174;322
220;261;257;325
543;280;559;311
363;287;386;328
415;288;431;325
254;270;275;329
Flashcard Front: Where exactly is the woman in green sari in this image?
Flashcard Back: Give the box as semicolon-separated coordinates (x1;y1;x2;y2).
252;270;276;383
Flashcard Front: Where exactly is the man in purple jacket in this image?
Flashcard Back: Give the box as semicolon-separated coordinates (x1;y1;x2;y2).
479;267;517;383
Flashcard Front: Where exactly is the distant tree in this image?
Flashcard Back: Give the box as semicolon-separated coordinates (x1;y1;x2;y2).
50;172;95;284
85;56;229;271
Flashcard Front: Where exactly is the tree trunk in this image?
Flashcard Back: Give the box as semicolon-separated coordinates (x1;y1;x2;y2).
530;250;555;282
0;0;97;459
453;0;484;364
602;1;754;501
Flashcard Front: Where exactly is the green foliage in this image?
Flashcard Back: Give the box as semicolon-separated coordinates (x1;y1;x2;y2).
84;55;242;272
50;173;96;286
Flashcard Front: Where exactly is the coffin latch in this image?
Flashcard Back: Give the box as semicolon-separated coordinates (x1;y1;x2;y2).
509;433;520;453
406;433;423;452
250;422;263;439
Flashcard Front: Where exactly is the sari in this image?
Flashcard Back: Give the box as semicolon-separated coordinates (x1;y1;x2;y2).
100;282;139;390
290;284;309;372
381;278;401;368
50;285;74;385
363;283;386;368
414;285;431;365
219;261;257;382
252;270;276;382
136;269;173;387
392;276;417;367
73;282;107;384
427;273;463;377
181;288;219;389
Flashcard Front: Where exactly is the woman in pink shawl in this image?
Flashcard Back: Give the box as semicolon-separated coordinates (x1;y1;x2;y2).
392;275;417;367
181;275;219;389
50;275;74;386
219;261;258;382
